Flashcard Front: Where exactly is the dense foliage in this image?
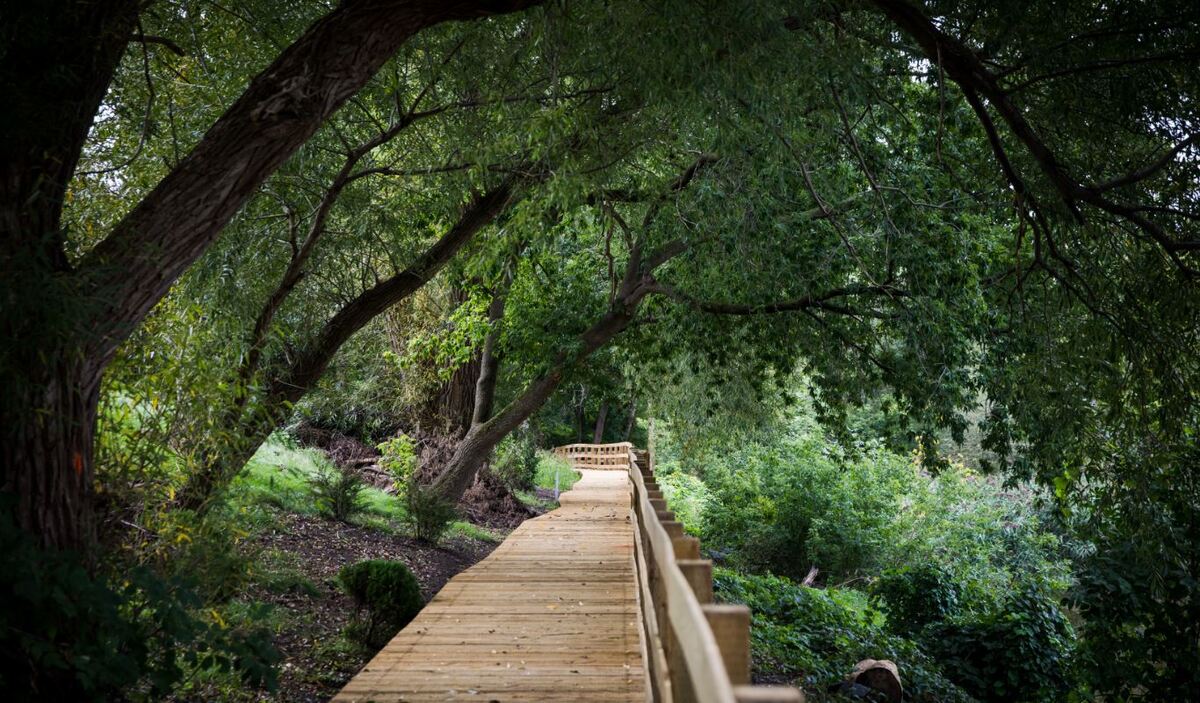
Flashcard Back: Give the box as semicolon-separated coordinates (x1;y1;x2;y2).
0;501;277;701
654;394;1082;701
715;568;974;702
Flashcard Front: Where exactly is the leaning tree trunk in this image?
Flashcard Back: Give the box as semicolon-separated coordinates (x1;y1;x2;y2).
430;302;642;503
173;183;518;512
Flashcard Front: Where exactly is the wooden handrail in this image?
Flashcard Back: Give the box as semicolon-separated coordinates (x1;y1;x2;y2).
628;446;803;703
552;442;804;702
553;442;633;470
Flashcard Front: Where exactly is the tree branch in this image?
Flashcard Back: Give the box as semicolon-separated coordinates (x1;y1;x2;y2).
79;0;545;372
647;281;906;319
868;0;1200;264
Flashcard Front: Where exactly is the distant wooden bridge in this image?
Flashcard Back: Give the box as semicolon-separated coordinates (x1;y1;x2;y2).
334;443;804;702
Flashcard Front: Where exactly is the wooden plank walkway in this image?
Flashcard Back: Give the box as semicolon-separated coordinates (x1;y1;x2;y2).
333;469;646;702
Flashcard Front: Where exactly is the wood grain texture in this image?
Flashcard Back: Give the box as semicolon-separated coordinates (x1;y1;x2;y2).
333;469;646;702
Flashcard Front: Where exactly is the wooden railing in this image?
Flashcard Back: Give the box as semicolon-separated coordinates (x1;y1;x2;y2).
553;442;633;470
626;446;804;703
553;442;804;701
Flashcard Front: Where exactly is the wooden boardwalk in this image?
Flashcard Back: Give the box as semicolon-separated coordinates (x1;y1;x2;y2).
333;469;646;702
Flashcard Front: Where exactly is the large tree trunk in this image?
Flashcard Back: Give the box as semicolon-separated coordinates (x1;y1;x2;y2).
424;286;481;438
437;358;483;437
3;359;101;553
0;2;138;552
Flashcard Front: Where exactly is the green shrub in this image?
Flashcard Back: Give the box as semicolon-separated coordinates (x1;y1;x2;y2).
338;560;424;649
404;483;457;544
309;464;368;522
714;568;973;702
872;565;962;636
655;466;709;534
378;434;454;543
926;585;1075;703
492;429;538;490
377;434;418;490
533;451;577;493
0;499;278;701
152;509;254;603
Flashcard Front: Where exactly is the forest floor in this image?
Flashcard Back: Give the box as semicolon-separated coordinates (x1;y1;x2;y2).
168;436;570;702
237;514;499;702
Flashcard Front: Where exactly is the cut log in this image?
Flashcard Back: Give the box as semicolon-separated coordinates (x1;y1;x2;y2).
849;659;902;703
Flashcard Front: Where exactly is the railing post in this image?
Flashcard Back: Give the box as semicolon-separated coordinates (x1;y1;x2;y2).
673;535;700;560
703;604;752;686
677;559;713;603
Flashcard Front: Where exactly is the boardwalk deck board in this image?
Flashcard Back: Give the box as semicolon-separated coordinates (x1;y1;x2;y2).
332;469;646;702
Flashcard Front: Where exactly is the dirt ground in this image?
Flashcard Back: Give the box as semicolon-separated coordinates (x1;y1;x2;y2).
242;514;498;702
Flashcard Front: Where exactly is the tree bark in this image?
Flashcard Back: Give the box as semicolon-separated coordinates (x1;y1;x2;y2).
471;286;509;427
439;356;484;437
0;1;139;552
2;360;101;553
175;181;518;512
622;395;637;440
592;402;609;443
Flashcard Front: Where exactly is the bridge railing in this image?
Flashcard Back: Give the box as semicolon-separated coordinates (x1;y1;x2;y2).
626;447;804;703
553;442;632;470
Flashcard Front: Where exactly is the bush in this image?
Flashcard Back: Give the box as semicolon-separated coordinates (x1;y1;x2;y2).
377;434;418;490
492;429;538;490
404;483;457;544
0;499;278;701
872;565;961;636
533;451;577;493
338;560;424;649
378;434;455;543
926;585;1075;703
714;568;973;702
146;508;254;603
309;464;368;522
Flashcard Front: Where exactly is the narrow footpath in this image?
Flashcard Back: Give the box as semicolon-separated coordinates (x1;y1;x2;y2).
333;469;646;702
